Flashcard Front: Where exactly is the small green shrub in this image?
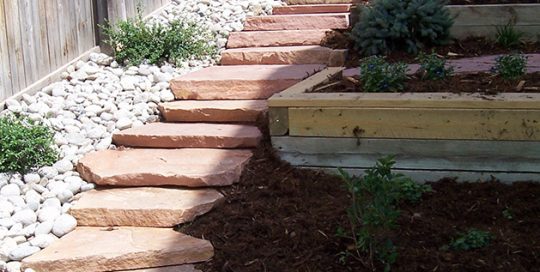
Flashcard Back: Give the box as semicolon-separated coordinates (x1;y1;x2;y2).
351;0;454;55
502;208;513;220
449;229;491;251
417;52;453;80
0;115;58;173
359;56;408;92
337;156;430;271
496;22;523;49
102;8;216;66
491;54;528;80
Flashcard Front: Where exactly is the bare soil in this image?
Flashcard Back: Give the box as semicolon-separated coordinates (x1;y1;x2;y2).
182;141;540;272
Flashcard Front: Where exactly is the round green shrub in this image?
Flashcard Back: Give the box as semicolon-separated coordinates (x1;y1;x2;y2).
351;0;454;56
0;115;58;173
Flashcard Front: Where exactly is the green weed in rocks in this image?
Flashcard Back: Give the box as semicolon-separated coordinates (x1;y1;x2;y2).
337;156;430;271
0;114;58;173
102;7;216;66
417;52;453;80
492;54;528;81
359;56;408;92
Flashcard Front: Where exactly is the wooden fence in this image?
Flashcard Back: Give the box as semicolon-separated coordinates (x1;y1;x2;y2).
0;0;170;102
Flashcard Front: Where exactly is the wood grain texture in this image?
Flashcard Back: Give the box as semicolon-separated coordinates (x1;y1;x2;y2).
302;167;540;184
288;107;540;140
269;108;289;136
269;92;540;109
272;137;540;158
279;152;540;172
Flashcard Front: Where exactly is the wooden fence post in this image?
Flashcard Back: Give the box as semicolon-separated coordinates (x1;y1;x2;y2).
92;0;113;55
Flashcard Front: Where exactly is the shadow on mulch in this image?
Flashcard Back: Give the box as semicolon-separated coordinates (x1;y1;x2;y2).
181;133;540;271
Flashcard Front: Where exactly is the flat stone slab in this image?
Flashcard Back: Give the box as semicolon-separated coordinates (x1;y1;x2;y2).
70;187;224;227
170;64;325;100
120;265;201;272
221;46;346;66
77;148;252;187
273;4;352;14
227;29;331;48
21;227;213;272
243;13;350;31
159;100;267;123
113;122;262;148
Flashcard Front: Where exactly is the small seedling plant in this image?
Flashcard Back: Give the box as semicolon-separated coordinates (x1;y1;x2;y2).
359;56;408;92
0;114;58;173
491;54;528;81
337;156;431;271
417;52;453;80
448;229;492;251
496;22;523;49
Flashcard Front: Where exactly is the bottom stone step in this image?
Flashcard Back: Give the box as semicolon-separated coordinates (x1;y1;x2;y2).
21;227;213;272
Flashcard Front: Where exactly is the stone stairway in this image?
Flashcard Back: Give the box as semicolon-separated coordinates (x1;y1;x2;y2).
21;1;353;271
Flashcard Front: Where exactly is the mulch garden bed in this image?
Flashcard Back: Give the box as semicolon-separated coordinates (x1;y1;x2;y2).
310;72;540;94
323;37;540;67
182;139;540;272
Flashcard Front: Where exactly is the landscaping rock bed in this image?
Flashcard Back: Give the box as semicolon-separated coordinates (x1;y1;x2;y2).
0;0;282;271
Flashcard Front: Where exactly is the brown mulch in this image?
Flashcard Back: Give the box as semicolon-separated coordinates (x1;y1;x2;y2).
322;33;540;67
181;140;540;272
311;72;540;94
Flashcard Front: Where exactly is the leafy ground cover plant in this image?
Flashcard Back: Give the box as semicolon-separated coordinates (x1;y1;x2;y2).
496;22;523;49
351;0;454;55
417;52;453;80
337;156;431;271
359;56;408;92
0;115;58;173
448;229;492;251
491;53;528;80
102;7;216;66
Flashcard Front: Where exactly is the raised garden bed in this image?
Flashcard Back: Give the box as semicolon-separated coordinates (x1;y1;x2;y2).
448;4;540;41
268;67;540;182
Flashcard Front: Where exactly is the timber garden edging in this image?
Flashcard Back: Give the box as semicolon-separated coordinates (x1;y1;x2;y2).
268;68;540;183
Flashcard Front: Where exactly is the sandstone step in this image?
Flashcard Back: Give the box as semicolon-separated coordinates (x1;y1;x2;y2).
121;265;201;272
243;13;350;31
21;227;213;272
77;148;252;187
287;0;356;4
70;187;224;227
113;123;262;148
170;64;324;100
221;46;346;66
159;100;267;123
273;4;352;14
227;29;331;48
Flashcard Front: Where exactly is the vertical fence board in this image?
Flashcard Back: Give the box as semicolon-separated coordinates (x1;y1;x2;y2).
34;0;51;80
0;0;13;100
18;0;39;85
3;0;25;94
